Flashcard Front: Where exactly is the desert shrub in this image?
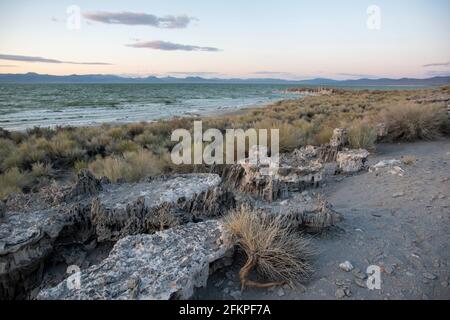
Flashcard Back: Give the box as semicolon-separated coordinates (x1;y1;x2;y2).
31;162;53;178
1;139;48;171
348;123;377;150
126;122;146;137
134;130;163;147
0;167;33;199
88;148;165;182
224;207;314;288
380;103;447;141
48;132;83;159
402;155;416;165
0;138;16;169
73;160;89;172
107;126;128;140
313;125;334;145
106;139;140;155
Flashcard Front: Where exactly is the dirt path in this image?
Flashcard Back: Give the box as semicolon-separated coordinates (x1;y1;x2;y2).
196;139;450;300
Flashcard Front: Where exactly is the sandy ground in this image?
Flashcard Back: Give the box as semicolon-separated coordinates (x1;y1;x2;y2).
195;139;450;300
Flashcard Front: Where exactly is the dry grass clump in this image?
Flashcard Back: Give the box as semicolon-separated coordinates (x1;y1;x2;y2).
379;103;448;142
224;207;314;289
402;155;416;165
88;148;167;183
348;122;377;150
0;167;32;200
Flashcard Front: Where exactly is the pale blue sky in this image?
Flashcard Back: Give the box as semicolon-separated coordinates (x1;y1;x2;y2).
0;0;449;79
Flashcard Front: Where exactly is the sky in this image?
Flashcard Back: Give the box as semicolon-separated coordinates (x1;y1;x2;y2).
0;0;449;79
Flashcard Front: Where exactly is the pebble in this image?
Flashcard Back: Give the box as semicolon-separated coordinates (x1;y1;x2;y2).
383;265;395;275
339;261;354;272
423;272;437;280
277;288;285;297
352;268;367;280
355;278;366;288
335;288;346;299
392;192;405;198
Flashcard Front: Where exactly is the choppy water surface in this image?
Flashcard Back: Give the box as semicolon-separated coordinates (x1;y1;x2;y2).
0;84;300;131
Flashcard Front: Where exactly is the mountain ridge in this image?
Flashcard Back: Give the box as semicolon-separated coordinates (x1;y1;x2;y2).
0;72;449;86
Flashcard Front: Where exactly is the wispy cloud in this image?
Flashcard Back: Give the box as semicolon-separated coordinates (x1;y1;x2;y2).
83;11;196;29
0;64;17;67
425;70;450;76
126;41;221;52
0;54;112;65
423;61;450;68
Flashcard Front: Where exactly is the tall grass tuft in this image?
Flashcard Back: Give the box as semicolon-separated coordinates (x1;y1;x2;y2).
224;206;314;289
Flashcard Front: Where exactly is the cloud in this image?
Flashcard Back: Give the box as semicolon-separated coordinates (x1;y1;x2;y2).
83;11;196;29
126;41;220;52
425;70;450;76
423;61;450;68
0;65;17;67
0;54;112;65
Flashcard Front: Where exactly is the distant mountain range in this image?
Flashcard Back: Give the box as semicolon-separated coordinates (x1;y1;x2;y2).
0;72;449;86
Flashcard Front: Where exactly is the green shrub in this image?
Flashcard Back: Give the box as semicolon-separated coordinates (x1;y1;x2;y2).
348;123;377;149
88;148;165;182
0;167;32;199
380;103;447;141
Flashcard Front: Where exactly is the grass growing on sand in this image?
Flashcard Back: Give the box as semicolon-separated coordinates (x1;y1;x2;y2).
224;206;314;288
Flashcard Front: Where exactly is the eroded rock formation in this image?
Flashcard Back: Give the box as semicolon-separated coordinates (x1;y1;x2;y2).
0;173;233;299
38;220;233;300
336;149;370;173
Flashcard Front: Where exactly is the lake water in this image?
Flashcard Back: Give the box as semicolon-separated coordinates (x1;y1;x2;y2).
0;84;301;131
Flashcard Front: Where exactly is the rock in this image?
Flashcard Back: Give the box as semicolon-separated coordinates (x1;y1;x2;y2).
219;152;323;203
38;220;234;300
335;288;347;299
62;169;102;202
392;192;405;198
330;128;348;148
344;288;352;297
355;278;366;288
0;205;92;299
1;173;232;299
376;123;388;138
369;160;405;176
277;288;285;297
336;149;369;173
318;144;340;163
383;265;395;275
91;174;226;242
317;129;348;163
256;193;342;231
339;261;354;272
370;159;401;169
352;268;367;280
423;272;437;280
